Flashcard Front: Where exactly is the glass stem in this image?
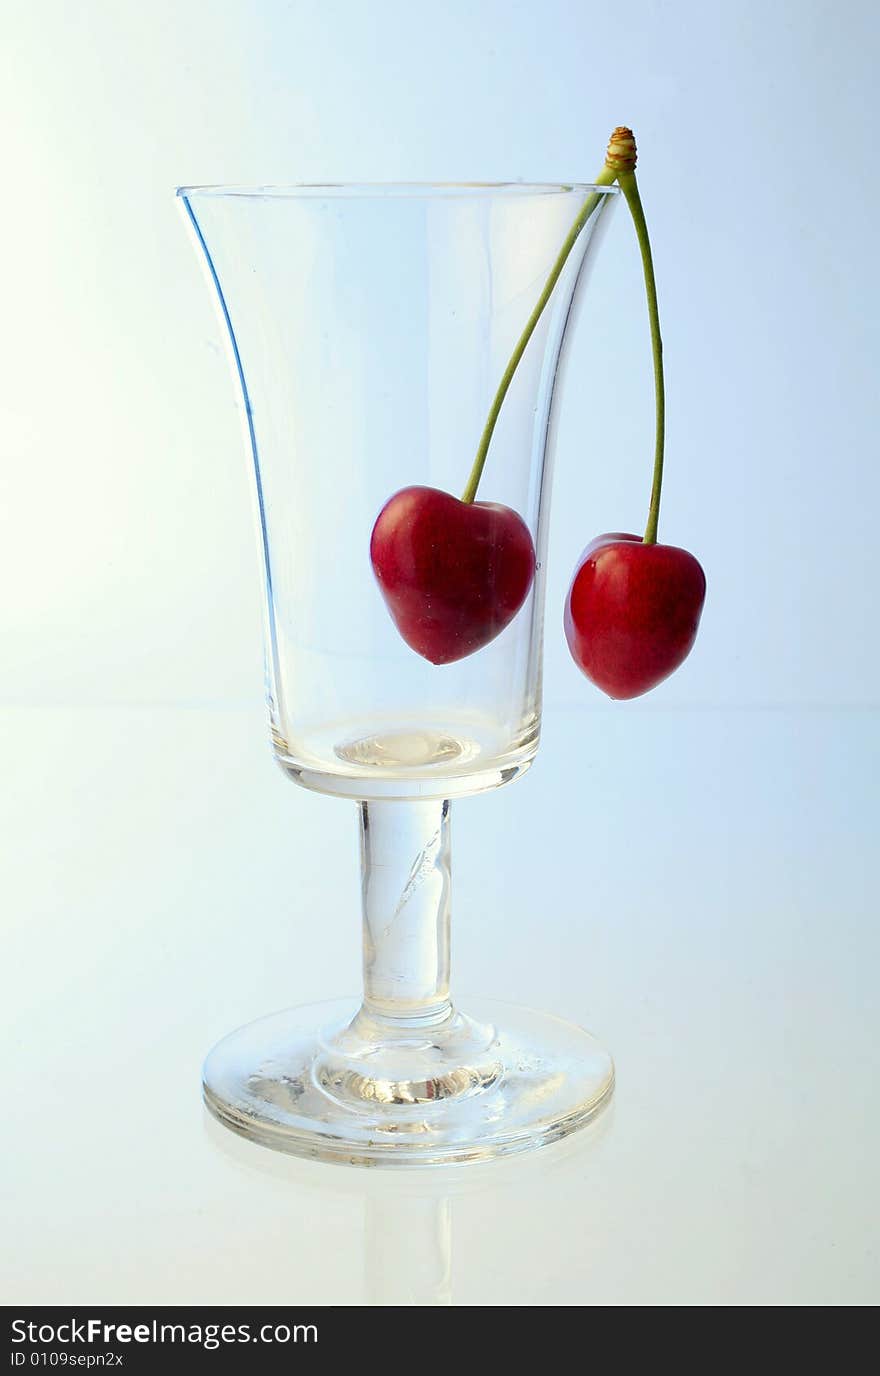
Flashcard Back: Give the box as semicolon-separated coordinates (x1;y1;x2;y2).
358;799;453;1026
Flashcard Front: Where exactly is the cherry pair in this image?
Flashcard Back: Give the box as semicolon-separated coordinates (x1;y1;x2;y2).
370;127;706;700
370;485;704;699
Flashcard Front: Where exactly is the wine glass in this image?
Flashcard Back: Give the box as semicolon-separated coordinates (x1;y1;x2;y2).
178;181;617;1165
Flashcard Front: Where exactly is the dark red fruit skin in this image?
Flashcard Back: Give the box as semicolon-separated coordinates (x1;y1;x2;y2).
564;533;706;699
370;485;536;665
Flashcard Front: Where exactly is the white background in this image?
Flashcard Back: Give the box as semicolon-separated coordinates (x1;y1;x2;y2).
3;1;878;1308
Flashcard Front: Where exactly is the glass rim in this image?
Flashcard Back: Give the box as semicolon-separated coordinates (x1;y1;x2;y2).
175;181;620;200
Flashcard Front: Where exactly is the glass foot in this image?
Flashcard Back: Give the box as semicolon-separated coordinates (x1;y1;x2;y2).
203;998;614;1167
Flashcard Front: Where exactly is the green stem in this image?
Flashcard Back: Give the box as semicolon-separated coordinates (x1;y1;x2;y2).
461;166;617;505
617;170;664;545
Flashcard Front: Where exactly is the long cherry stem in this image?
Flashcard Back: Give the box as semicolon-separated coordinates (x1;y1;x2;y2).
461;164;616;505
617;169;665;545
462;127;667;551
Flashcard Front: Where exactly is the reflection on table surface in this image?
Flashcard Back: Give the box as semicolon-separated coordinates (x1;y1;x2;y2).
2;705;878;1304
203;1105;616;1306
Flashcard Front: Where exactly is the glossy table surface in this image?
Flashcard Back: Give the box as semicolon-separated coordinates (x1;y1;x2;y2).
3;704;877;1306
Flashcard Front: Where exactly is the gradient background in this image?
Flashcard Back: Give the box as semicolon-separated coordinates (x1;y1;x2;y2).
3;0;878;1307
3;0;878;712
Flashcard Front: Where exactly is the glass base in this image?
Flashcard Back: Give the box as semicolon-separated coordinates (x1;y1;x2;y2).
272;712;540;800
203;998;614;1167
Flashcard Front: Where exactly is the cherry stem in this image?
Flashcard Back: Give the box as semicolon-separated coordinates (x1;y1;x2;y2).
617;169;665;545
461;127;666;546
461;165;617;505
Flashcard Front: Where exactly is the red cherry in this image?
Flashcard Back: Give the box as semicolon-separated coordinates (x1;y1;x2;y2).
564;533;706;699
370;485;535;665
